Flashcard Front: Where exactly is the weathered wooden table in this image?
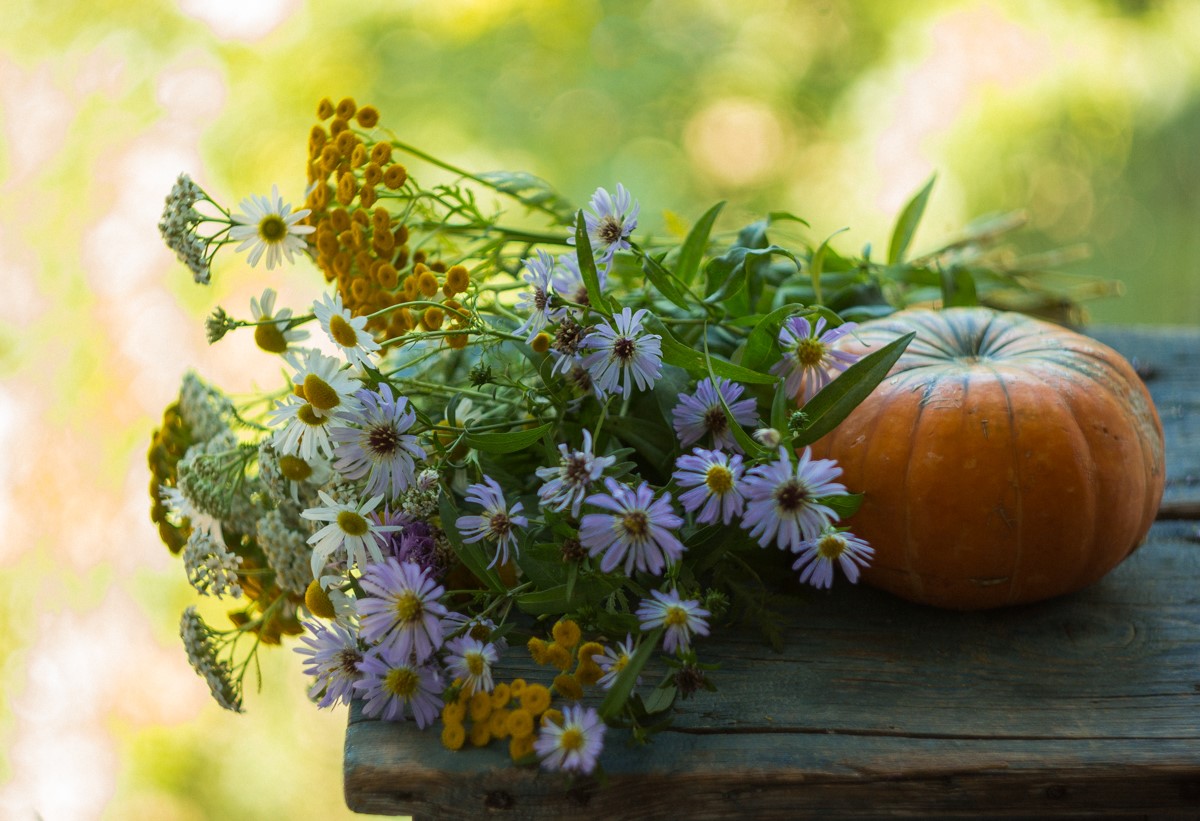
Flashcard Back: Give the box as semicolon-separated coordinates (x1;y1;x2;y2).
345;325;1200;820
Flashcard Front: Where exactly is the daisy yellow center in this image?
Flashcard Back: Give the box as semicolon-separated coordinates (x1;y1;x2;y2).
613;654;629;672
466;654;485;676
328;313;360;348
337;510;369;537
394;590;423;623
621;511;649;538
258;214;288;243
559;727;585;752
304;373;340;411
774;480;809;512
817;534;847;560
795;337;827;367
705;465;733;495
384;667;419;699
254;322;289;354
298;403;330;427
664;605;690;628
278;454;313;481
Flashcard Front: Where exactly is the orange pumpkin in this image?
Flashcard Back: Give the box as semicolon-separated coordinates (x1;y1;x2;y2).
810;307;1165;610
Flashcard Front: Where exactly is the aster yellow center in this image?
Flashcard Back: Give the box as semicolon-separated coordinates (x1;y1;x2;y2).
297;403;330;427
621;511;648;538
664;606;689;628
254;322;288;354
258;214;288;242
559;728;585;752
328;313;360;347
337;510;369;536
384;667;419;699
704;465;733;494
304;373;340;411
466;654;485;676
278;454;313;481
795;337;827;367
817;534;847;560
394;590;422;623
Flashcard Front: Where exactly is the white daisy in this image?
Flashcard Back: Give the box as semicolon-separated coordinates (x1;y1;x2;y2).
250;288;308;355
301;491;397;578
313;291;382;370
286;348;362;419
229;184;314;270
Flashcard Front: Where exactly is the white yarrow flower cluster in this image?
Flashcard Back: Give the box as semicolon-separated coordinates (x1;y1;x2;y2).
179;607;243;712
182;530;244;599
158;174;211;284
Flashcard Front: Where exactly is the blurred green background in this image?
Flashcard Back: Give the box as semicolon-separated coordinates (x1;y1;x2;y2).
1;1;1197;819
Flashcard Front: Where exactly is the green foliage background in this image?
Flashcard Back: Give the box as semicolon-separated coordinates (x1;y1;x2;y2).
0;1;1196;819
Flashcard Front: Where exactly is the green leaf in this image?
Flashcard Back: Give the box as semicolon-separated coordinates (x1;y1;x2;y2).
809;227;849;306
439;493;505;593
641;251;691;311
770;380;790;433
645;315;776;385
599;628;662;721
740;304;803;375
767;210;810;228
677;201;725;285
476;170;575;221
790;331;915;447
464;423;553;454
821;492;864;520
887;175;936;266
940;266;979;308
704;245;796;305
642;683;678;715
573;211;611;316
702;333;768;458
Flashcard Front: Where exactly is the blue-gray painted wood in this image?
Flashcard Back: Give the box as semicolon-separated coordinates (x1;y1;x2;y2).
345;325;1200;819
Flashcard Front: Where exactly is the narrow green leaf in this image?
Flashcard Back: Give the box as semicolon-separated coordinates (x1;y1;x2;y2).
642;683;678;715
573;211;611;316
809;227;850;306
767;210;810;228
888;175;936;265
770;380;790;433
464;423;553;454
703;332;768;458
599;628;662;721
641;252;691;311
740;304;803;375
677;201;726;285
645;315;776;385
821;492;864;520
439;493;505;593
790;331;914;446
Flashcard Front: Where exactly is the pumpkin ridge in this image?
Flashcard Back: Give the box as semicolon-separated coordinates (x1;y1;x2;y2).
899;373;934;600
978;359;1024;604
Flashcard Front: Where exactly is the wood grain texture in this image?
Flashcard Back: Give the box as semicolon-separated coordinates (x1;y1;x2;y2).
345;326;1200;820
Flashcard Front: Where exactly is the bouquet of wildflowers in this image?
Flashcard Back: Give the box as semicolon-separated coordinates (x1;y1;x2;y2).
151;97;1086;774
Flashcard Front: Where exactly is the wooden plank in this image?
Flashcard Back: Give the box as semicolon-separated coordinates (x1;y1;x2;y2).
345;326;1200;819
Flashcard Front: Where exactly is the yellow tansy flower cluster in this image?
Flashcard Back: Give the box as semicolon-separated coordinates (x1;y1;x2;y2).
439;677;554;762
527;620;605;703
303;97;474;348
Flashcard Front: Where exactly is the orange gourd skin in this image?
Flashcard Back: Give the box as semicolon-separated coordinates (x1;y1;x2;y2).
810;308;1165;610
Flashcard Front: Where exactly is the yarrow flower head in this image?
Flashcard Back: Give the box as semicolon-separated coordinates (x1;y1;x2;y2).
578;307;663;398
673;448;746;526
356;558;448;664
353;648;442;727
444;635;498;696
672;377;758;453
740;446;847;553
294;619;363;708
456;475;528;568
301;490;395;579
536;429;616;518
331;384;425;500
636;588;711;655
770;315;860;404
158;173;211;284
792;527;874;589
313;291;382;369
575;183;639;269
229;184;314;270
514;249;561;343
534;704;607;775
250;288;308;354
580;478;685;576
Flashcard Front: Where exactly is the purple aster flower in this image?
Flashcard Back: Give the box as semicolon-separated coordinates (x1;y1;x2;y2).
636;588;711;655
592;634;640;691
579;478;685;576
536;429;617;518
353;647;442;726
514;249;560;343
579;307;663;398
456;475;528;568
769;315;860;404
570;184;639;269
372;509;447;577
331;384;426;500
534;704;607;775
357;558;448;664
293;619;362;708
672;377;758;453
673;448;746;525
792;527;875;589
551;252;606;309
740;447;847;553
444;635;498;695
